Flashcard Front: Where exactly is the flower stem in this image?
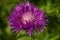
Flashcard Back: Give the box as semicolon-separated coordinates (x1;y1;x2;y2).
31;32;35;40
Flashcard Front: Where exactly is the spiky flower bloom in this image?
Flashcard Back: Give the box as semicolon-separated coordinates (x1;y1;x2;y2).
8;2;48;35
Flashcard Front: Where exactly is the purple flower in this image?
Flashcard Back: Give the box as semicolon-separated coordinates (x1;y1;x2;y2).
8;2;48;36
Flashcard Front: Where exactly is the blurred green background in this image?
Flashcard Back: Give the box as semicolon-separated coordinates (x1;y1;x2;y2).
0;0;60;40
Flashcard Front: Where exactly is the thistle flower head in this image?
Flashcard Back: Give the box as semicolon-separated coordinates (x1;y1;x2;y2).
8;1;48;35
